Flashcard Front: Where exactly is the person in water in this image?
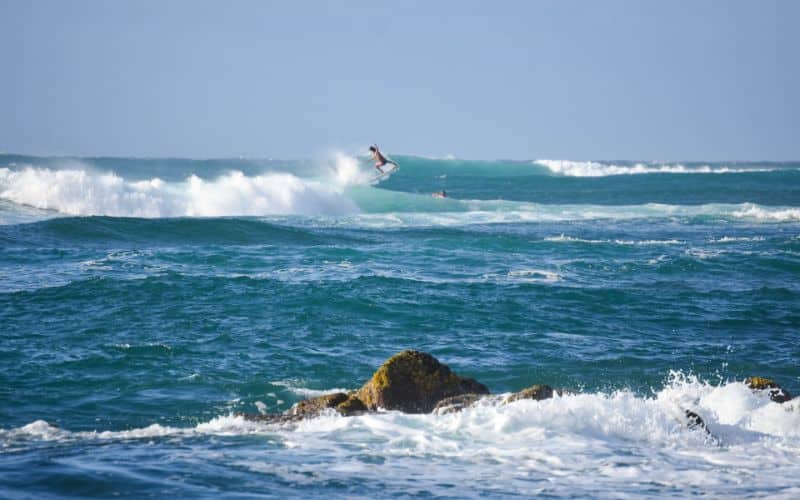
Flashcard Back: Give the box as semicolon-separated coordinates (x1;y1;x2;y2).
432;190;447;198
369;145;395;174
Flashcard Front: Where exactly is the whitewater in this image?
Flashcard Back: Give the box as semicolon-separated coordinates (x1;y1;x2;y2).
1;153;799;497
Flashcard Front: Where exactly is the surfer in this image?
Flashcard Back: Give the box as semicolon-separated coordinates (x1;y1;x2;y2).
432;190;447;198
369;145;395;174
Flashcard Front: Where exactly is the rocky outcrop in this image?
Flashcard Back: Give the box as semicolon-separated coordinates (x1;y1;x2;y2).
240;350;488;420
355;350;490;413
746;377;793;403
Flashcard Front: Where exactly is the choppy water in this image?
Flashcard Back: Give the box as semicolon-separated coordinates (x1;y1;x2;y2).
1;153;799;497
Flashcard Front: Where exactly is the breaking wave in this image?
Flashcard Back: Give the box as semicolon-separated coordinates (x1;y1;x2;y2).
0;160;365;218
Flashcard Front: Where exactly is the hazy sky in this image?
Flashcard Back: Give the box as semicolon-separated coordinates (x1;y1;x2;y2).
1;0;797;160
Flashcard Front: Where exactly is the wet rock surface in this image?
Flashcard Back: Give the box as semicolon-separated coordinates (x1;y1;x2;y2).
432;394;486;415
746;377;793;403
355;350;490;413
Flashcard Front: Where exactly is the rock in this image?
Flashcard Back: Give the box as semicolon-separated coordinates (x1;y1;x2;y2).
683;409;709;433
432;394;485;415
356;350;490;413
336;393;368;415
237;391;364;422
746;377;792;403
287;392;349;417
505;384;557;403
237;350;490;420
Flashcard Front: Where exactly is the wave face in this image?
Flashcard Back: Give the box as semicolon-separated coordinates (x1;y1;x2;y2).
1;152;799;497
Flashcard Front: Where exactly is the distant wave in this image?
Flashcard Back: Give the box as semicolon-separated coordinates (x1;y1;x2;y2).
535;159;779;177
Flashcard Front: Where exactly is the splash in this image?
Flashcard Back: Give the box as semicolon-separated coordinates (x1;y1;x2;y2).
327;152;374;187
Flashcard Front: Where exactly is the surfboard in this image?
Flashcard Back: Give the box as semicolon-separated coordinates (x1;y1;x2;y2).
370;163;399;182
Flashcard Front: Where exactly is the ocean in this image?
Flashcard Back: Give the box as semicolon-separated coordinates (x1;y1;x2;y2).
1;153;799;497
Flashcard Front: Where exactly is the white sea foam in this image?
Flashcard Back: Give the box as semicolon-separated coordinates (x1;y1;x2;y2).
536;159;777;177
2;376;799;495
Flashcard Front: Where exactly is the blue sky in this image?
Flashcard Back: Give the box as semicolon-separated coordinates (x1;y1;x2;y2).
1;0;797;160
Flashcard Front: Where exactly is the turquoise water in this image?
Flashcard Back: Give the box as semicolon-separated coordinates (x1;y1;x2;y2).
1;154;799;497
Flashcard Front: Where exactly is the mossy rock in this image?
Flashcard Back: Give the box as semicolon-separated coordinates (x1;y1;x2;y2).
287;392;349;417
746;377;792;403
336;393;368;415
432;394;485;415
505;384;557;403
356;350;490;413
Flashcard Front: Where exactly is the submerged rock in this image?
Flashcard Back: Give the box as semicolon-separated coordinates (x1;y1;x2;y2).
505;384;558;403
355;350;490;413
336;393;368;415
286;392;349;417
746;377;792;403
683;409;709;433
432;394;486;415
238;391;366;422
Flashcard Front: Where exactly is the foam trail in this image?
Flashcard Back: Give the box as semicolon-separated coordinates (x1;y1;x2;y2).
536;159;777;177
0;165;359;217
